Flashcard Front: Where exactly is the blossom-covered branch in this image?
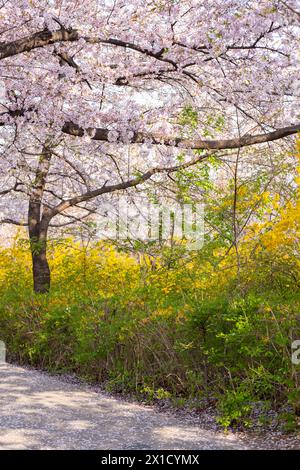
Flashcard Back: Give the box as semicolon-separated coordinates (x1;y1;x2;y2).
62;122;300;151
0;28;79;60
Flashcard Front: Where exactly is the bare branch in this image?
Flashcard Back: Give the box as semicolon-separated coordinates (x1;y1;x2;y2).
49;150;218;217
0;183;19;195
0;218;27;226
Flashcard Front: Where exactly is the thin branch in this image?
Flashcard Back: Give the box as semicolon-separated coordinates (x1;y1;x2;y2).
0;218;27;226
279;0;300;17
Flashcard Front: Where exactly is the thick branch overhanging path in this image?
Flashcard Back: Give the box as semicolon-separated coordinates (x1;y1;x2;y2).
62;122;300;151
1;118;299;152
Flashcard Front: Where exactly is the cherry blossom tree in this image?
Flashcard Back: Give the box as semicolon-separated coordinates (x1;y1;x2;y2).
0;0;299;292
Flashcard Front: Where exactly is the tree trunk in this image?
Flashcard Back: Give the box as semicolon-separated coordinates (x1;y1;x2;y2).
28;146;52;293
28;215;51;293
30;237;51;293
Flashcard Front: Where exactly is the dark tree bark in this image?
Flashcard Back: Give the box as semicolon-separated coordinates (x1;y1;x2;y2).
31;250;51;293
28;218;51;293
28;146;52;293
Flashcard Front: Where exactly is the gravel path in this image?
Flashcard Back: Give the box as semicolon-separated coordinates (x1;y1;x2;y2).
0;363;298;450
